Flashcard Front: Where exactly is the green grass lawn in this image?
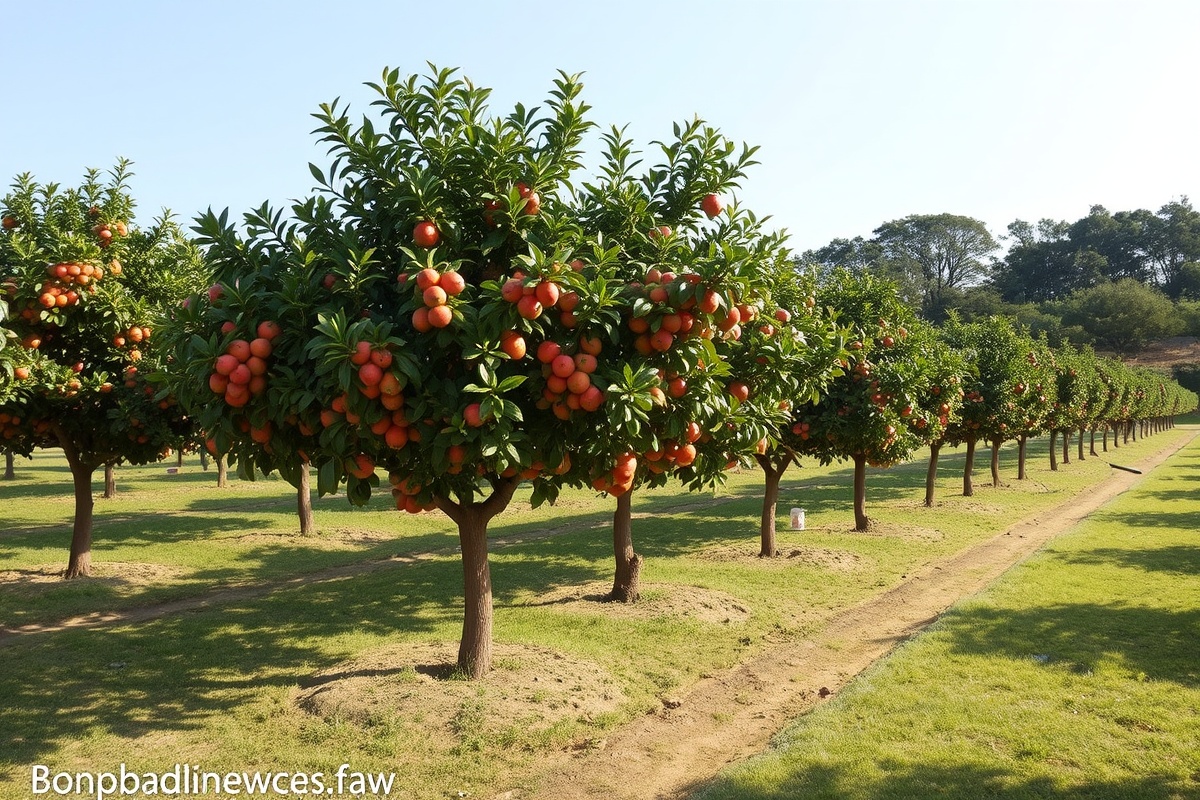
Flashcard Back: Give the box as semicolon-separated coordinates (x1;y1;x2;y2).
0;423;1194;799
695;429;1200;800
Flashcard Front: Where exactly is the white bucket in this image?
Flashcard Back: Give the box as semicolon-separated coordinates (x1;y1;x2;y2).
790;508;806;530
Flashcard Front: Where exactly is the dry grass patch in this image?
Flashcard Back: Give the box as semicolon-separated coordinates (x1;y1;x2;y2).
523;581;753;625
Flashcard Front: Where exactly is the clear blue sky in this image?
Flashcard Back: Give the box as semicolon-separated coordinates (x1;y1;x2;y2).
2;1;1196;253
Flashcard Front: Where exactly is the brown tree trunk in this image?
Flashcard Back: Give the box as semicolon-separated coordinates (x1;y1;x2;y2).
1102;425;1109;452
102;462;116;499
177;449;184;468
1062;429;1071;465
3;451;13;480
1125;422;1132;444
754;453;789;557
199;448;210;471
963;438;977;496
435;477;519;679
1049;431;1058;471
217;454;229;488
924;443;941;507
1017;435;1028;480
1089;428;1098;457
59;437;98;580
853;453;870;531
1077;427;1085;461
608;491;641;602
990;437;1002;488
297;460;315;535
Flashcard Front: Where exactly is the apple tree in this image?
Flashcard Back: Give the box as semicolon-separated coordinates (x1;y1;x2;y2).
0;163;205;577
787;269;964;530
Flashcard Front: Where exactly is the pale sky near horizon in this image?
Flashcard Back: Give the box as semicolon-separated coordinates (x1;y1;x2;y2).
1;1;1196;254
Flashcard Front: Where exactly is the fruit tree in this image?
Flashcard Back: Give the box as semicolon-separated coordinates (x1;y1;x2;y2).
787;269;964;531
0;163;206;577
164;67;814;674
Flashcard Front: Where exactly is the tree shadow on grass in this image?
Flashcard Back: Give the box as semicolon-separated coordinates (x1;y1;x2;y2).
939;601;1200;690
695;759;1196;800
1061;544;1200;576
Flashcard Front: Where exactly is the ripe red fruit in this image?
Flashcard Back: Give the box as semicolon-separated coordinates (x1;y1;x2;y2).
427;305;454;328
501;278;525;303
551;354;577;379
649;225;672;240
728;381;751;402
415;268;441;291
423;285;448;308
535;281;561;308
249;338;273;359
537;341;562;364
500;330;527;360
358;362;383;387
413;220;441;248
650;329;674;352
412;307;432;332
675;444;698;467
579;385;604;412
464;403;486;428
774;308;791;323
370;348;393;369
667;377;687;398
1;215;17;229
516;294;543;320
439;270;466;296
256;320;281;340
350;340;373;365
558;290;580;312
349;454;376;479
700;193;723;218
699;290;721;314
207;284;224;303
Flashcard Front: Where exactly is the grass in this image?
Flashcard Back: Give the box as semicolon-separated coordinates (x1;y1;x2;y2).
0;423;1195;799
694;428;1200;800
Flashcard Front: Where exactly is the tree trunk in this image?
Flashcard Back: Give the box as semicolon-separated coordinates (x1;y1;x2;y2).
1125;422;1133;444
754;453;789;557
102;462;117;499
853;453;870;531
177;449;185;468
608;491;641;602
217;454;229;488
1061;429;1071;465
1049;430;1058;471
990;437;1002;488
60;439;98;579
924;443;941;507
1089;427;1098;457
1017;435;1028;480
435;477;519;679
297;460;315;535
963;438;977;497
1077;427;1085;461
3;451;13;480
1102;425;1109;452
200;448;210;471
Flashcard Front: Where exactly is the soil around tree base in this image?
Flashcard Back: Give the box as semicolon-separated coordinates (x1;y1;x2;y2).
511;430;1198;800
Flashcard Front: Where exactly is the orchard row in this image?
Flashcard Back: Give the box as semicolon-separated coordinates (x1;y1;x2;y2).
2;68;1195;678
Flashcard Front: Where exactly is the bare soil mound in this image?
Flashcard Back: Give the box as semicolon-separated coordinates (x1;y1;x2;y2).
295;642;625;747
523;581;752;625
695;542;865;572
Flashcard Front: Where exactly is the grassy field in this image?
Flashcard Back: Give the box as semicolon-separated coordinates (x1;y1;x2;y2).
0;423;1195;799
696;430;1200;800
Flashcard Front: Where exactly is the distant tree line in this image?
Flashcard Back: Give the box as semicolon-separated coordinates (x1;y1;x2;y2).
797;200;1200;362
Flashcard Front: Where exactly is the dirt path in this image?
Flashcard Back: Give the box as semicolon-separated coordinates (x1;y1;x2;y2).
514;430;1198;800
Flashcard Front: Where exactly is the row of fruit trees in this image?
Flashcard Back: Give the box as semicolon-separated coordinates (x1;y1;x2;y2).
2;68;1196;678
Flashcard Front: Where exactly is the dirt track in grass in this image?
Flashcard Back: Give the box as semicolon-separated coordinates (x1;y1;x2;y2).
510;430;1198;800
